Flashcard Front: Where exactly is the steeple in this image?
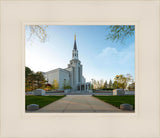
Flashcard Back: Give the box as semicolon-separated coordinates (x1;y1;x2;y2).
72;34;78;60
73;34;77;50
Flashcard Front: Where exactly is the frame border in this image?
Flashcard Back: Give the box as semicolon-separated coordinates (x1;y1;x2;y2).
0;0;159;137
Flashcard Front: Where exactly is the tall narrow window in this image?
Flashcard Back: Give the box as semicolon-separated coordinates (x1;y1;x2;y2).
63;79;66;88
78;67;80;82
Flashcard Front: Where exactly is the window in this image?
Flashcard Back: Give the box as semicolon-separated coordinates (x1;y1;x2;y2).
64;79;66;85
78;67;80;82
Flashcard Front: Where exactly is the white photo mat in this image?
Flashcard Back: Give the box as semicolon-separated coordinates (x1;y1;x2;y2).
0;0;159;138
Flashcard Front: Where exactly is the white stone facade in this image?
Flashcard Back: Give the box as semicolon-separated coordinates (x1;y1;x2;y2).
44;35;87;91
45;68;70;89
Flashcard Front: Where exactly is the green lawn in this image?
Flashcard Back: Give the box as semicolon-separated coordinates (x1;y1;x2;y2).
94;95;135;109
25;95;65;109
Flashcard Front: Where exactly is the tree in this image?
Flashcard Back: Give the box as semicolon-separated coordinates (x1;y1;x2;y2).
91;79;97;89
114;75;126;89
65;85;72;89
66;81;72;89
99;79;104;89
90;84;94;90
91;79;108;90
52;79;59;90
25;67;46;91
25;67;36;91
103;80;108;89
106;25;135;43
128;82;135;91
114;74;132;89
63;80;72;89
35;72;46;88
126;73;133;84
113;81;118;89
26;25;48;43
25;66;33;78
97;80;100;89
108;80;113;89
62;79;67;89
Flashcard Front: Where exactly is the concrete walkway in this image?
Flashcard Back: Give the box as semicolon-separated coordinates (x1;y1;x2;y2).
34;95;124;113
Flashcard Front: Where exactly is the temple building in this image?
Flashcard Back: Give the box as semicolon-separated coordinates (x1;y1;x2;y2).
44;35;89;91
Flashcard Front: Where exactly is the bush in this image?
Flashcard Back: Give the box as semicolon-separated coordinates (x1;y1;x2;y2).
63;85;72;90
102;88;113;90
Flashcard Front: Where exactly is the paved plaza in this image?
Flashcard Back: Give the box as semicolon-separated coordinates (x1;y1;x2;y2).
34;95;124;113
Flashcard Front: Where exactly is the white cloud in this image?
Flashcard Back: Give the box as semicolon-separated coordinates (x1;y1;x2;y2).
99;47;118;57
97;44;135;66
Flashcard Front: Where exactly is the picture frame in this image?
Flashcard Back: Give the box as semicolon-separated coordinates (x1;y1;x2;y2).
0;0;159;137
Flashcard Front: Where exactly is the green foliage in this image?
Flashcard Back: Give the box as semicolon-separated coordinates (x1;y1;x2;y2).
35;72;46;88
64;85;72;89
25;66;33;78
25;66;46;92
114;74;132;89
25;95;65;109
103;80;108;89
106;25;135;43
52;79;59;90
108;80;113;89
91;74;133;90
62;80;72;90
113;81;118;89
128;82;135;91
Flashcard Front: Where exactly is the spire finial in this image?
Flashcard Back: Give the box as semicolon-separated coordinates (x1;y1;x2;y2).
73;34;77;50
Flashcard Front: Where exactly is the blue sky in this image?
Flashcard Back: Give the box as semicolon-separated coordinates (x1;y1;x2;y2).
25;25;135;82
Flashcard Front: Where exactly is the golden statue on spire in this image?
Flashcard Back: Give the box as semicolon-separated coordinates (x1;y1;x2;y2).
74;34;76;40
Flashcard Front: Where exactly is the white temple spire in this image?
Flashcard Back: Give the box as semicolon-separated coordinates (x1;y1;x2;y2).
72;34;78;59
